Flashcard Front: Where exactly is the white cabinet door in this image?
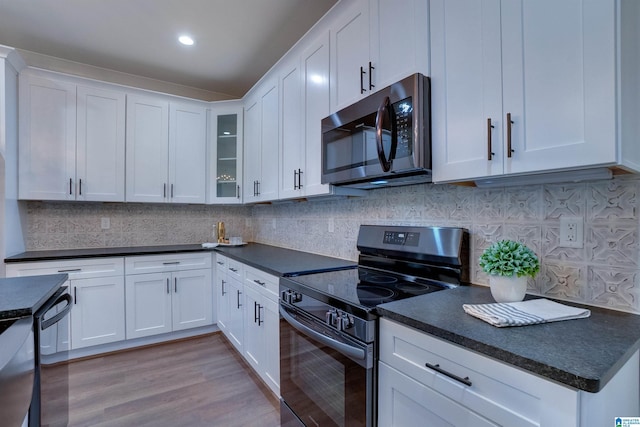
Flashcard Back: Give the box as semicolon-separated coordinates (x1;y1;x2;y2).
330;0;370;111
243;77;280;202
370;0;429;90
243;285;265;373
171;268;213;331
302;31;331;197
208;103;243;204
259;80;280;202
76;85;126;202
125;272;173;339
216;266;230;333
18;74;76;200
431;0;617;182
262;296;280;395
279;58;304;200
500;0;616;175
71;276;125;349
169;102;206;204
225;276;244;353
125;95;169;202
430;0;503;182
243;96;261;202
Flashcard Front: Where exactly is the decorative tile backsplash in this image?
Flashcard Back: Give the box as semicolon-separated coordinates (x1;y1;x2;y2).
24;174;640;314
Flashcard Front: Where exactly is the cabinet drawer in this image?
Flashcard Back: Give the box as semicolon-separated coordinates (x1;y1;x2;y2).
125;253;212;275
6;257;124;279
379;318;577;427
226;258;244;282
244;266;278;299
214;254;227;271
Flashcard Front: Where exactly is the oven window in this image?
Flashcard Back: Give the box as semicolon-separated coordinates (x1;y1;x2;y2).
280;318;370;427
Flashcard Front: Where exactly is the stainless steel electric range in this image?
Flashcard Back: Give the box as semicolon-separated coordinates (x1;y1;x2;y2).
279;225;469;427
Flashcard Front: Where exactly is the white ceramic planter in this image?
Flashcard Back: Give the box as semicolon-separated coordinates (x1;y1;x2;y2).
489;275;528;303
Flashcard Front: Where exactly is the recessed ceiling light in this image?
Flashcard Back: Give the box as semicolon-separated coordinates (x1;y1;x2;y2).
178;35;195;46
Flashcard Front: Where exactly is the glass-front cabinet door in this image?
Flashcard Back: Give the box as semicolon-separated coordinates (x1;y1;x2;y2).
207;101;243;204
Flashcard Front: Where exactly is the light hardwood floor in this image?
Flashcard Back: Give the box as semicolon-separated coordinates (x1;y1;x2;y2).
43;332;280;427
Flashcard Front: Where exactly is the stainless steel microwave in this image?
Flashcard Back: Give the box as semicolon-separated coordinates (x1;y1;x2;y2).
321;73;431;189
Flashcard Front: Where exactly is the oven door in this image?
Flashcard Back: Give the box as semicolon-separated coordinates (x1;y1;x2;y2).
279;302;375;427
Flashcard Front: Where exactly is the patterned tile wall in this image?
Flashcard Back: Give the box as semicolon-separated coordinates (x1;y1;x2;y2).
25;202;253;249
24;174;640;314
252;175;640;314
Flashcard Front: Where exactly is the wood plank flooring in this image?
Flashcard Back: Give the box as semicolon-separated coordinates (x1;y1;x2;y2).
43;332;280;427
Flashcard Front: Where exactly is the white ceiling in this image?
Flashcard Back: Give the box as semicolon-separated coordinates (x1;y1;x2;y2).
0;0;337;98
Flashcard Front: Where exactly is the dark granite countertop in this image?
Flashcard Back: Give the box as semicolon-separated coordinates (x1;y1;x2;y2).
4;243;356;277
4;244;209;263
377;285;640;393
215;243;356;276
0;274;68;320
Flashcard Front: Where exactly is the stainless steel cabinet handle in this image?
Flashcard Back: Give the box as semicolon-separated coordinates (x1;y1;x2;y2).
171;183;174;198
297;169;303;189
487;118;495;161
216;261;224;265
237;290;242;309
253;279;266;287
163;261;180;265
256;180;260;196
174;277;177;293
58;268;82;273
221;279;226;296
236;185;240;199
163;183;167;198
293;169;298;190
79;178;82;195
229;267;238;273
166;278;170;294
506;113;514;158
258;304;264;326
425;362;472;387
74;287;77;304
360;66;366;94
69;178;73;195
254;301;259;323
368;61;375;90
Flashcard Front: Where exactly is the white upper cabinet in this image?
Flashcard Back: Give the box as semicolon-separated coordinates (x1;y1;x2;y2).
330;0;429;112
169;102;207;204
76;86;126;201
207;101;243;204
431;0;637;183
126;95;206;203
279;55;303;200
19;71;125;201
243;77;279;203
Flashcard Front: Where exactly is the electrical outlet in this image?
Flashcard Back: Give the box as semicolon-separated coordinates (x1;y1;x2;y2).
328;218;335;233
101;217;110;230
559;217;583;248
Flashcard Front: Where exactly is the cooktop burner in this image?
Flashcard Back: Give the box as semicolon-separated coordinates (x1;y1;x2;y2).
284;266;450;313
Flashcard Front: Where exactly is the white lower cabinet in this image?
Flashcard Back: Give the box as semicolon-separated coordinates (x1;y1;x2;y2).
214;254;280;397
215;254;245;353
243;266;280;396
379;318;639;427
6;258;126;350
125;254;213;339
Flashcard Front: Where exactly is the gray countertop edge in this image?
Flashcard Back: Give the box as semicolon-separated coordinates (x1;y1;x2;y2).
0;274;68;320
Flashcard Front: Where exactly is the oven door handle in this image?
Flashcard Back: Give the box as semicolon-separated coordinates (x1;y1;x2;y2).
280;303;366;362
41;293;72;331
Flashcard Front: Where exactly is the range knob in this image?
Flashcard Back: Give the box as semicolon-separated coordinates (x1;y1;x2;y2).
326;308;338;327
340;313;354;331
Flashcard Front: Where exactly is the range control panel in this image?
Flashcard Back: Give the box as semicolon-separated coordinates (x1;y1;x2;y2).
383;231;420;246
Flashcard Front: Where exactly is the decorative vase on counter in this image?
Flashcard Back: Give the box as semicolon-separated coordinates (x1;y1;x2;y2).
489;275;528;303
479;240;540;303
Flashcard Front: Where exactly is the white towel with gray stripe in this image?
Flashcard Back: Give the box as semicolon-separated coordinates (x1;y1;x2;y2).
462;299;591;327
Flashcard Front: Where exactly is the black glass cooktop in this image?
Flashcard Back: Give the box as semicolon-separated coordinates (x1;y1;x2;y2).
284;266;449;312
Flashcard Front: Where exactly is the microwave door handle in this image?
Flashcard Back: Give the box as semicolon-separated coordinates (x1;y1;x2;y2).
279;303;366;362
375;96;397;172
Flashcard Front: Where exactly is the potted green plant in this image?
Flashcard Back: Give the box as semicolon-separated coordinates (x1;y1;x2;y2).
479;240;540;302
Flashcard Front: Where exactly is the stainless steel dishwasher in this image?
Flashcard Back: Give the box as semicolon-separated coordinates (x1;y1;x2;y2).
0;316;35;427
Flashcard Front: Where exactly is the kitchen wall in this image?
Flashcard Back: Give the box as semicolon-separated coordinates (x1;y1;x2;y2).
24;174;640;314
